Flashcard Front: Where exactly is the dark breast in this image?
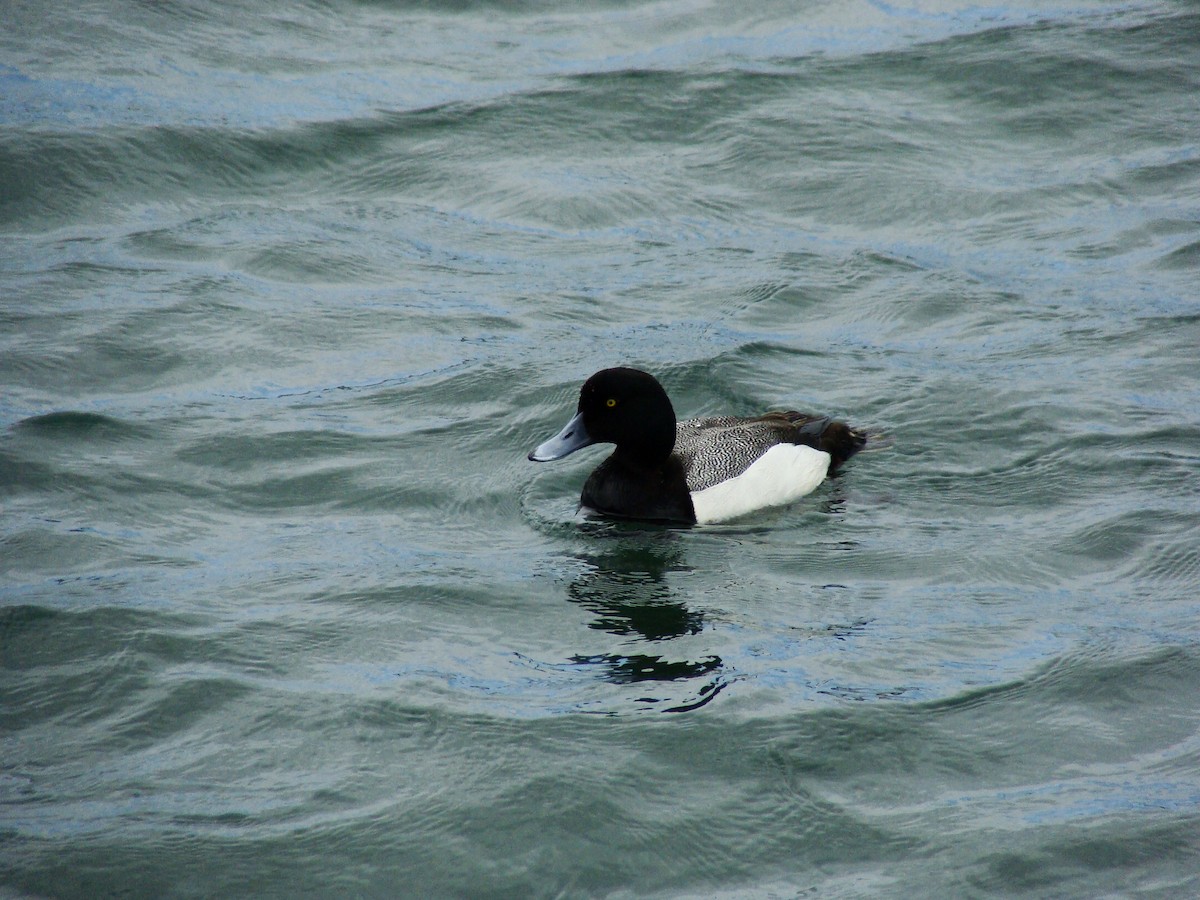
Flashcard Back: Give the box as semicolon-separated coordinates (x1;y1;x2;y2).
581;455;696;524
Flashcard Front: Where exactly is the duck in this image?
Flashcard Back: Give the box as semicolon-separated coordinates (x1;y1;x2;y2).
528;367;866;524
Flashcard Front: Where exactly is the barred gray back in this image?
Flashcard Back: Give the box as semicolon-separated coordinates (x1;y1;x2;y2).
675;415;820;492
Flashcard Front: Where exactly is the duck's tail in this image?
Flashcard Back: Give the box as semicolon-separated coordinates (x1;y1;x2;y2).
820;421;869;470
777;412;870;471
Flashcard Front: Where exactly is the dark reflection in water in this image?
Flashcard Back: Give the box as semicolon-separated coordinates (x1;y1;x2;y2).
565;528;727;711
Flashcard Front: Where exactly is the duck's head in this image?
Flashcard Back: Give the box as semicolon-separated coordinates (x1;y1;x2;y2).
528;367;678;465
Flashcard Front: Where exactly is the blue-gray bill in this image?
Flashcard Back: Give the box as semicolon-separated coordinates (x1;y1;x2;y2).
528;411;594;461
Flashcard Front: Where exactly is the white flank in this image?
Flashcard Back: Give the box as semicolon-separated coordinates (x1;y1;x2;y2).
689;444;831;525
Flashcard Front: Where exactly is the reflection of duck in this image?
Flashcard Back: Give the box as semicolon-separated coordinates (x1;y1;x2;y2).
566;539;724;708
567;540;700;641
530;368;865;524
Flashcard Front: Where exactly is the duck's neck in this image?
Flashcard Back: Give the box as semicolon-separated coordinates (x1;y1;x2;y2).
618;415;676;468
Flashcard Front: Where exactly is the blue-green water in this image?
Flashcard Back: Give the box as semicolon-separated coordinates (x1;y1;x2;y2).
3;1;1199;896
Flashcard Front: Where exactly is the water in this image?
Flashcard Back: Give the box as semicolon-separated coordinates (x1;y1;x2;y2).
3;0;1199;896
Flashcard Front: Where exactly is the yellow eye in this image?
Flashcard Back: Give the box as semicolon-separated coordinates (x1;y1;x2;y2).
606;398;617;408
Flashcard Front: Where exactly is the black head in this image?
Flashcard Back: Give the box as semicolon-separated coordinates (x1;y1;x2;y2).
528;367;679;465
576;367;678;464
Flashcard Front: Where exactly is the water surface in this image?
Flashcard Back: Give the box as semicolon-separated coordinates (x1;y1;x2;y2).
3;0;1199;896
